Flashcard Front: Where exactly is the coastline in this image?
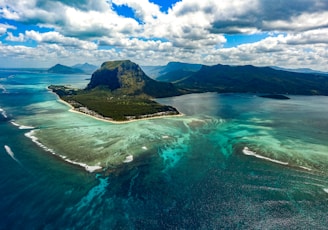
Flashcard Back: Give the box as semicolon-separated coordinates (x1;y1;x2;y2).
56;95;183;124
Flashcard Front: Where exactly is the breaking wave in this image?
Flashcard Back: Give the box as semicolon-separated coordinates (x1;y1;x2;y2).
24;130;101;172
242;146;289;166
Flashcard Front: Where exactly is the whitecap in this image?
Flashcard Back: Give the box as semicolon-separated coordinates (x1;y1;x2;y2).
3;145;27;170
299;166;312;171
64;158;102;173
24;130;101;172
142;146;148;150
123;155;133;163
10;121;34;129
4;145;17;162
324;188;328;194
0;108;7;118
0;84;7;93
242;147;289;166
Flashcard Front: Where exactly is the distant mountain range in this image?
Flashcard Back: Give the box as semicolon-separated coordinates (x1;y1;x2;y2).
271;66;328;76
49;60;328;96
47;63;97;74
141;62;328;95
71;63;98;74
141;62;202;81
176;64;328;95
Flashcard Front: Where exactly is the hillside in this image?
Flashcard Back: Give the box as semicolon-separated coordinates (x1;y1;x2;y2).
47;64;84;74
49;60;181;121
72;63;98;74
141;62;202;80
86;60;181;98
175;64;328;95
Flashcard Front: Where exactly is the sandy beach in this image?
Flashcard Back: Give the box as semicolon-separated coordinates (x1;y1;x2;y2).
56;95;183;124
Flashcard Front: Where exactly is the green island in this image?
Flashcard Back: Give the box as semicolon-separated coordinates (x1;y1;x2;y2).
49;59;328;122
49;60;181;122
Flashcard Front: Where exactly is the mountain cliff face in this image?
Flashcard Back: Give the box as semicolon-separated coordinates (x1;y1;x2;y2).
86;60;181;98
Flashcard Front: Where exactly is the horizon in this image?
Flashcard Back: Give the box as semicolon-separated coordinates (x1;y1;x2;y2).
0;0;327;71
0;60;327;74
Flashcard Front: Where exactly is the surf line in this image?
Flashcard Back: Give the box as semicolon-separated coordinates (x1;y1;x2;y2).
10;120;35;130
24;130;102;173
242;146;289;166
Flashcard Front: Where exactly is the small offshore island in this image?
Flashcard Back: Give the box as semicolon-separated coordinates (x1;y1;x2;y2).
49;60;181;122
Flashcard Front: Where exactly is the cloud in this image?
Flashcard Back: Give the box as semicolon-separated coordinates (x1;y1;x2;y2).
0;0;140;39
0;23;16;35
25;30;98;49
285;28;328;45
112;0;162;23
5;32;25;42
0;0;327;71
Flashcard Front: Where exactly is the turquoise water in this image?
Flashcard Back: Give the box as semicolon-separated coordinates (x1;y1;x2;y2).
0;69;328;229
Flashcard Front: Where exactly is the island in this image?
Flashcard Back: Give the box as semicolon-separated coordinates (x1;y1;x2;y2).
49;59;328;122
47;64;85;74
49;60;181;122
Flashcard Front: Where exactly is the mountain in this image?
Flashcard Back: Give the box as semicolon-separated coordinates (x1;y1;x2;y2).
271;66;328;76
141;62;202;80
176;64;328;95
86;60;181;98
49;60;181;121
72;63;98;74
47;64;84;74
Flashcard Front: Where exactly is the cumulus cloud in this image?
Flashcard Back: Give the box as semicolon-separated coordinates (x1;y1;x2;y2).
112;0;162;23
5;32;25;42
0;0;327;70
0;23;16;35
25;30;98;49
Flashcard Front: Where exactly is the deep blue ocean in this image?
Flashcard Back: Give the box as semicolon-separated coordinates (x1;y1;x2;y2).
0;69;327;229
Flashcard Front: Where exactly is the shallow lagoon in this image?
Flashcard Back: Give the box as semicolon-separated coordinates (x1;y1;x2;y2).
0;70;327;229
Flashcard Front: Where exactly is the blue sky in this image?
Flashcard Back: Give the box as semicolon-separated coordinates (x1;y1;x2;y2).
0;0;327;71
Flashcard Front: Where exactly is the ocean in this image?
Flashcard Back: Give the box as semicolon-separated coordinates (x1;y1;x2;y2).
0;69;327;229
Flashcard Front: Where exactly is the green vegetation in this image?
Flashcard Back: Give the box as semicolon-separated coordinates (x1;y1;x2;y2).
86;60;181;98
175;64;328;95
49;86;179;122
49;59;328;122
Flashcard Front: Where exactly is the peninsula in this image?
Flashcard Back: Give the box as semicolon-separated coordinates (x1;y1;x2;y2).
49;60;181;122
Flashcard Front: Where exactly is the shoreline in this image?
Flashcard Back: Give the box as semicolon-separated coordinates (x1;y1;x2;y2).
56;96;184;124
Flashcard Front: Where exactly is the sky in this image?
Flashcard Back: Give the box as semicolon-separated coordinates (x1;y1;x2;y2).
0;0;327;71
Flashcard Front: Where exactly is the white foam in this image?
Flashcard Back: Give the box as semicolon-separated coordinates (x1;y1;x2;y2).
0;108;7;118
162;135;170;139
10;121;34;129
242;147;289;166
299;166;312;171
0;84;7;93
142;146;148;150
64;159;102;173
123;155;133;163
324;188;328;194
4;145;17;162
24;130;102;172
